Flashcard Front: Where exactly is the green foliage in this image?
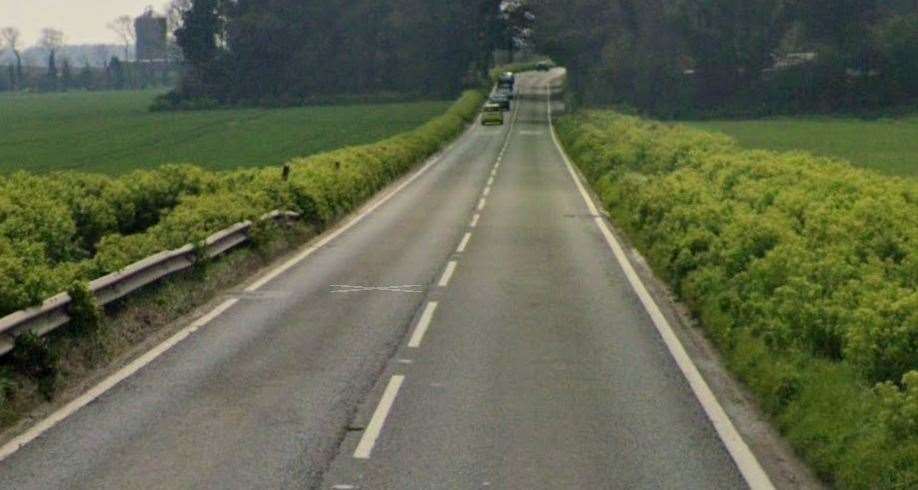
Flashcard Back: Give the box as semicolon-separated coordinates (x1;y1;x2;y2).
557;110;918;487
0;90;484;321
877;371;918;439
172;0;502;102
872;13;918;101
67;281;103;337
528;0;918;115
11;332;59;400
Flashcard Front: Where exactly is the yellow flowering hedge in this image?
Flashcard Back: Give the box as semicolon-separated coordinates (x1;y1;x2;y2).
557;110;917;488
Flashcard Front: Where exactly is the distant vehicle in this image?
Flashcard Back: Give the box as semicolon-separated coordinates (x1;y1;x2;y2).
498;72;515;89
481;103;505;125
537;61;551;72
489;93;511;111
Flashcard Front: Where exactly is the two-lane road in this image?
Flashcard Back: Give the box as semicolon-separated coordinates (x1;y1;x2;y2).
0;72;759;489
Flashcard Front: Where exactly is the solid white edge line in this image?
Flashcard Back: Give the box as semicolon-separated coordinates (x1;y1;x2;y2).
457;232;473;253
353;375;405;459
438;261;458;288
0;298;240;462
407;302;439;348
545;77;775;490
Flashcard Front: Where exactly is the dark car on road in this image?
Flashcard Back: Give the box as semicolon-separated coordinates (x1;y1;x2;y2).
498;72;515;90
496;86;514;100
489;93;511;111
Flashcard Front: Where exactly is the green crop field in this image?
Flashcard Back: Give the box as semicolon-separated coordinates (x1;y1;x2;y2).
0;90;452;175
687;115;918;178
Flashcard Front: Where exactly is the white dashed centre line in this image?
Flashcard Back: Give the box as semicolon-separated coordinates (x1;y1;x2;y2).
353;375;405;459
470;214;480;228
438;261;458;287
457;232;472;253
408;302;439;348
482;187;491;197
487;176;494;186
477;198;487;211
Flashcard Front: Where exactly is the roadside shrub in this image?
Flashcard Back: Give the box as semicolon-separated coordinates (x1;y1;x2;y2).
558;111;918;383
877;371;918;439
67;281;103;338
557;110;918;487
10;333;59;400
0;90;484;320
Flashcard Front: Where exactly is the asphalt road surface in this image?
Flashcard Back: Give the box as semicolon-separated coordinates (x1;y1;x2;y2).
0;72;754;489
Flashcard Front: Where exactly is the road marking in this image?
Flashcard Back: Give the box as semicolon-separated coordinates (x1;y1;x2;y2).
470;214;480;228
545;78;775;490
482;186;491;197
0;96;488;462
330;285;424;294
438;261;458;287
477;198;487;211
332;485;356;490
487;176;494;186
408;302;439;348
397;358;414;364
354;375;405;459
457;232;473;253
244;121;476;293
0;298;239;463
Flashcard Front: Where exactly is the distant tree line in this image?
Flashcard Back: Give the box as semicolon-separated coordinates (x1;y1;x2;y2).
165;0;511;106
1;2;187;94
0;55;175;93
522;0;918;116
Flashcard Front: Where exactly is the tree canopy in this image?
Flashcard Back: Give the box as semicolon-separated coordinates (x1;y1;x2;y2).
173;0;507;103
522;0;918;115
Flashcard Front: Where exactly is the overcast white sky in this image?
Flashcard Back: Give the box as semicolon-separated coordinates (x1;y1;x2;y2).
1;0;157;46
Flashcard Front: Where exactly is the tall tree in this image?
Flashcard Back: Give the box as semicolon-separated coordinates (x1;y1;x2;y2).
169;0;509;102
175;0;228;98
673;0;791;100
108;15;137;61
79;60;95;90
1;27;22;90
60;58;73;91
163;0;193;63
39;28;64;91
